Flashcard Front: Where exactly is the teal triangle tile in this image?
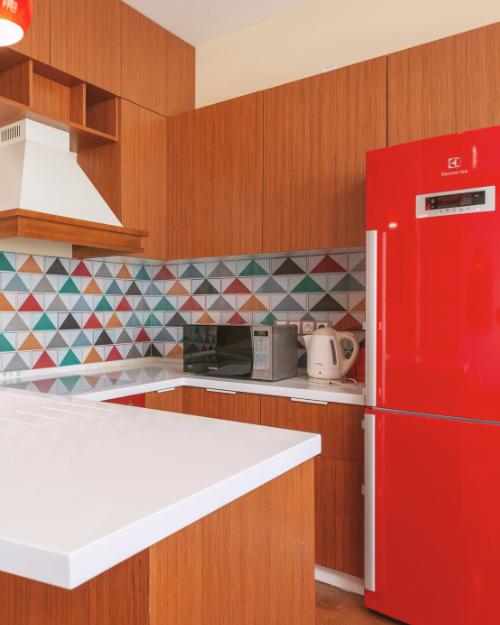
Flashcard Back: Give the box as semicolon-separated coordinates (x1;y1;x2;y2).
0;252;15;272
59;314;81;330
126;345;143;359
145;313;163;327
95;330;114;346
71;296;92;312
32;276;56;293
72;331;92;347
259;313;278;325
126;313;142;327
145;344;163;358
0;333;16;352
95;296;114;312
59;374;81;391
255;277;286;294
330;274;365;292
179;264;203;279
208;296;234;311
33;313;56;331
4;314;29;331
193;280;219;295
46;258;68;275
144;282;162;296
207;262;234;278
153;297;176;311
154;328;176;342
135;297;151;311
47;295;69;312
310;294;346;312
94;263;113;278
291;275;326;293
125;282;142;296
273;258;305;275
4;353;30;372
105;280;124;295
59;277;80;294
116;330;133;344
3;274;29;292
47;332;69;349
239;260;268;277
273;295;305;312
135;266;150;281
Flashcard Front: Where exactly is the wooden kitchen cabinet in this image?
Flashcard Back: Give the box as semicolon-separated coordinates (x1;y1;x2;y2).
388;23;500;146
186;387;261;424
315;510;364;578
9;0;50;64
263;57;386;251
146;388;189;413
168;92;264;259
50;0;122;94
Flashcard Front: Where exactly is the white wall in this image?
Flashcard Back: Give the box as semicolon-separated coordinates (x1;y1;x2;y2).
196;0;500;108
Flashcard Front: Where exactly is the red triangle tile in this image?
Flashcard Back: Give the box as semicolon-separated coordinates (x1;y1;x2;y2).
227;313;247;324
333;313;363;331
116;297;133;311
311;256;346;274
223;279;251;294
18;294;43;312
154;266;176;280
106;346;124;362
136;328;151;342
33;377;57;391
72;260;92;277
33;351;57;369
84;313;103;329
179;296;204;311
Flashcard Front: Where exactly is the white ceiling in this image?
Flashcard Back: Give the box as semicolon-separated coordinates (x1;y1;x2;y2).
121;0;321;47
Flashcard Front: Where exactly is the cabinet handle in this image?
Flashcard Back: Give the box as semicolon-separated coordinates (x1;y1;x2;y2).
364;412;376;592
206;388;236;395
157;388;175;394
291;397;328;406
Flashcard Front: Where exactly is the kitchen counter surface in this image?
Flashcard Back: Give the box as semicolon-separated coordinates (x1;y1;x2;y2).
0;386;320;589
0;359;366;405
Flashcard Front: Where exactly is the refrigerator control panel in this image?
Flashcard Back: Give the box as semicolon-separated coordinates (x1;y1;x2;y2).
416;185;495;219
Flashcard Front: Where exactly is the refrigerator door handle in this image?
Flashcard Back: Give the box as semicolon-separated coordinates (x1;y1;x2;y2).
364;412;376;592
366;230;378;407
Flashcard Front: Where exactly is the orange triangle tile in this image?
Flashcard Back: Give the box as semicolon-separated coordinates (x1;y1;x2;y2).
84;348;103;364
167;344;184;358
83;279;103;295
116;265;133;279
0;293;14;311
238;295;268;312
351;298;365;312
19;333;43;351
196;312;215;324
106;313;123;328
166;281;190;295
19;255;43;274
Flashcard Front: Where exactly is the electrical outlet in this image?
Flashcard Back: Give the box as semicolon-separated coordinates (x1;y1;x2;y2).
301;321;316;334
316;321;332;330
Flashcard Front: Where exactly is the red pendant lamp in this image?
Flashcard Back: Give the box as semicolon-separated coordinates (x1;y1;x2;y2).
0;0;32;46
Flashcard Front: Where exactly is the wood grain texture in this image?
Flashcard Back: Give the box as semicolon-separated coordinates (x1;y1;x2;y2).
315;511;364;578
260;396;364;463
388;22;500;146
326;459;364;521
186;387;261;424
0;60;32;106
121;3;168;117
9;0;50;64
86;97;118;138
32;72;72;121
166;31;195;117
70;83;86;126
168;93;263;259
263;57;386;252
120;100;168;259
155;388;189;414
50;0;121;95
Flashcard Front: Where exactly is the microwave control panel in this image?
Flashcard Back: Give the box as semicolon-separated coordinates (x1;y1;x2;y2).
252;328;271;378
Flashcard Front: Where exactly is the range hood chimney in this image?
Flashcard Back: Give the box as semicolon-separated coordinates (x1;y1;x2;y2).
0;119;147;258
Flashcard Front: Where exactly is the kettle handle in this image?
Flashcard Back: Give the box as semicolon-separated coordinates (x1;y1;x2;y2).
335;332;360;377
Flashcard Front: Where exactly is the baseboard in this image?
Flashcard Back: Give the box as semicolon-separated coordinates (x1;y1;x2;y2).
315;565;365;596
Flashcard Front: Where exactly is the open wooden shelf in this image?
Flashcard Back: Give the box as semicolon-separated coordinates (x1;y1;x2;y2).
0;209;148;259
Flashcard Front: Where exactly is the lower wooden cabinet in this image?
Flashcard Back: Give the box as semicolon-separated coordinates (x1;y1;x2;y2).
315;456;364;521
315;510;364;578
146;387;188;413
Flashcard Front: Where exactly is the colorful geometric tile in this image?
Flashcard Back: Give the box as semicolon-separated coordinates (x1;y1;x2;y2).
105;312;124;328
349;293;365;311
32;312;57;331
32;377;58;392
289;312;327;322
222;277;252;294
58;276;81;294
309;254;347;274
222;312;253;325
2;352;30;372
94;330;114;346
165;312;190;326
125;344;144;359
70;260;92;277
82;278;103;295
116;329;134;344
237;294;269;311
45;257;69;275
328;312;365;331
17;293;43;312
58;348;82;367
329;273;365;292
133;296;151;312
309;293;347;312
58;312;81;330
144;282;163;296
0;293;15;311
152;328;177;343
32;350;57;370
152;265;177;280
0;333;16;352
349;252;365;272
105;279;124;295
18;332;44;351
192;279;220;295
145;343;163;358
271;257;307;275
178;296;205;311
152;296;176;311
31;275;57;293
94;262;113;278
237;258;269;277
105;345;124;362
192;311;221;324
298;350;307;369
83;312;103;329
115;296;133;311
46;331;70;349
3;312;30;331
254;276;287;293
125;312;143;327
207;294;236;311
135;265;152;281
134;328;151;343
70;330;93;348
83;346;104;364
94;295;114;312
144;313;163;327
290;274;326;293
3;273;30;292
164;343;183;359
0;252;16;272
206;261;236;278
70;295;92;312
45;294;70;312
271;294;306;312
115;264;134;279
165;280;191;295
254;312;288;325
179;263;204;279
125;280;143;296
17;254;44;274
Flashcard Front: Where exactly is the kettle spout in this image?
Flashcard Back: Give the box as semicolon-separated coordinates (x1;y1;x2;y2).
303;334;312;350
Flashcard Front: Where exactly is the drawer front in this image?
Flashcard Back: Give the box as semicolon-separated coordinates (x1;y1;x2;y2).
315;510;364;578
315;457;364;521
105;393;146;408
146;388;189;413
186;387;260;424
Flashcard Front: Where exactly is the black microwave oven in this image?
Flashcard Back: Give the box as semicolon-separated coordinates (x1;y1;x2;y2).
182;324;298;381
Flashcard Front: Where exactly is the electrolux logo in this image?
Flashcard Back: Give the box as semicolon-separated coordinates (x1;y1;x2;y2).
441;156;468;177
448;157;461;169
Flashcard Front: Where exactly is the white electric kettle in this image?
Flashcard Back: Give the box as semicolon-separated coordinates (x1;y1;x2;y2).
302;327;359;384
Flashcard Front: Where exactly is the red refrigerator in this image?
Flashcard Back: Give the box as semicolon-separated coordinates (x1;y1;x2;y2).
364;126;500;625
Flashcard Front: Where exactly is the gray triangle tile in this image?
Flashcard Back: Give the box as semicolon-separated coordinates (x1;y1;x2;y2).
145;343;163;358
125;281;142;296
32;276;56;293
4;314;30;332
272;257;306;275
3;353;30;373
179;263;204;279
330;274;365;292
135;297;151;311
3;274;30;292
255;277;287;293
144;282;162;296
47;295;69;312
94;263;113;278
47;332;69;349
125;313;142;327
116;330;133;344
310;294;347;312
126;345;143;359
71;331;92;347
272;294;306;312
193;279;220;295
153;328;177;342
350;258;365;272
207;261;235;278
46;258;69;275
71;296;92;312
207;295;235;311
105;280;124;295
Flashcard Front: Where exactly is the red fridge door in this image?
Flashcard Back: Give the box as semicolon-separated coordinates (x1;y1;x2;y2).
366;126;500;420
364;410;500;625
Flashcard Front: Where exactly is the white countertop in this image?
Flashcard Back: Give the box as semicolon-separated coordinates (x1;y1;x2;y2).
0;359;366;406
0;387;320;589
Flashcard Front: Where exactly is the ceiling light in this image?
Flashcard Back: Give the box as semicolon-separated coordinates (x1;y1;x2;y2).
0;0;32;46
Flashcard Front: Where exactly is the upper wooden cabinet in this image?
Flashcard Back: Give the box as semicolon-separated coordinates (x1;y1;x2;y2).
121;4;194;117
388;23;500;146
50;0;122;94
10;0;50;64
168;92;264;260
263;57;386;252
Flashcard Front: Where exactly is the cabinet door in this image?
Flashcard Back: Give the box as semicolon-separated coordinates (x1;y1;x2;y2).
388;23;500;146
186;387;260;424
263;57;386;252
120;100;168;260
50;0;121;94
146;388;188;413
10;0;50;63
168;93;263;260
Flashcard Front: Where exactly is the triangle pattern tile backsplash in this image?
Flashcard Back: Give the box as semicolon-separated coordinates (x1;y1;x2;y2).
0;249;365;374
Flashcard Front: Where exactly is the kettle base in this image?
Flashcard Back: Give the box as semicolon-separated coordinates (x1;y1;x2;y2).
308;376;357;386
